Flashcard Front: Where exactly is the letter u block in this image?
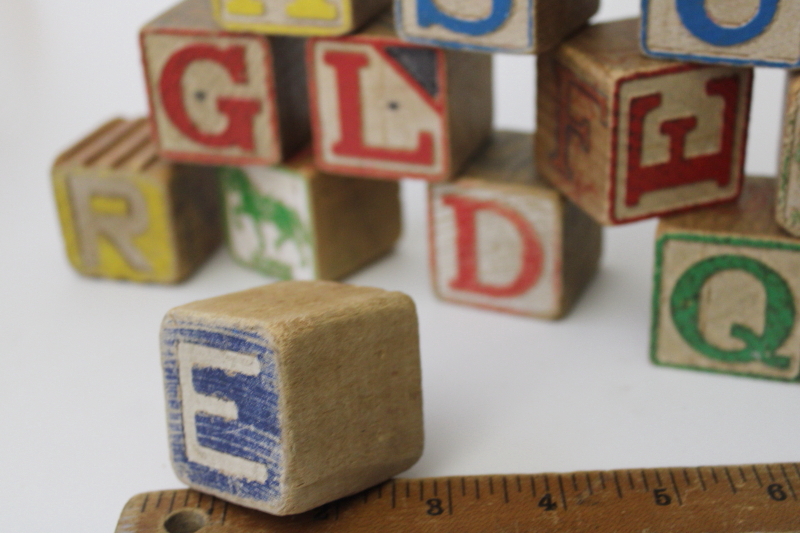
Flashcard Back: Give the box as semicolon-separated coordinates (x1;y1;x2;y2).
52;118;221;283
141;0;309;167
221;152;400;280
642;0;800;67
308;14;492;182
536;19;752;226
430;131;602;319
395;0;598;54
652;177;800;382
161;281;423;515
777;70;800;237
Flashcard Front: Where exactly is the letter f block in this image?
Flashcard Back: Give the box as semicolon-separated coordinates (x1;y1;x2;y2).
430;131;602;319
536;19;752;225
141;0;309;167
308;14;492;181
643;0;800;67
652;177;800;382
160;281;423;515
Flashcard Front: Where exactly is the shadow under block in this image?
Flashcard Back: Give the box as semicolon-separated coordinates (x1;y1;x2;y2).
642;0;800;67
777;70;800;237
52;118;221;283
395;0;598;54
535;19;752;226
141;0;309;167
429;131;602;319
212;0;389;36
652;177;800;382
308;14;492;181
221;152;400;280
160;281;423;515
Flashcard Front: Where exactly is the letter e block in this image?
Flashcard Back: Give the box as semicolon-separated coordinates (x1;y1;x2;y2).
430;131;602;319
536;19;752;225
52;118;221;283
161;281;423;514
308;14;492;181
221;152;400;280
141;0;309;167
643;0;800;67
777;70;800;237
396;0;598;54
652;177;800;382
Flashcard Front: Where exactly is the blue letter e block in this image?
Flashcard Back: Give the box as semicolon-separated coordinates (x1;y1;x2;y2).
677;0;778;46
162;325;282;506
418;0;512;35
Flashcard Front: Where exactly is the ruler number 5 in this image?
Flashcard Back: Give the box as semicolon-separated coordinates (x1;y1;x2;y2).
653;488;672;506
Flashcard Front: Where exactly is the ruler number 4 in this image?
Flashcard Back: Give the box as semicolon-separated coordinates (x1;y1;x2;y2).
538;493;557;511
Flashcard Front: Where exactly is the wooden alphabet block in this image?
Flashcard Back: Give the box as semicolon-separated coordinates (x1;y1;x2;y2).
212;0;389;36
429;131;602;319
308;14;492;182
395;0;598;54
141;0;309;167
52;118;221;283
652;177;800;382
160;281;423;515
536;19;752;225
221;151;400;280
777;70;800;237
642;0;800;67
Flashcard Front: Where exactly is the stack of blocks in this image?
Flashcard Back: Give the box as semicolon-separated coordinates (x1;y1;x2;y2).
45;0;800;529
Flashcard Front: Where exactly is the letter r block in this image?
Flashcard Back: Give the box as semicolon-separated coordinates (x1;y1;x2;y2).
141;0;309;167
429;131;602;319
160;281;423;515
52;118;221;283
395;0;598;54
536;19;752;225
652;177;800;382
308;14;492;181
643;0;800;67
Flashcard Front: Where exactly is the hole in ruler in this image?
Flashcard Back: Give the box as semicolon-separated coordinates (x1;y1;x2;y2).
162;509;208;533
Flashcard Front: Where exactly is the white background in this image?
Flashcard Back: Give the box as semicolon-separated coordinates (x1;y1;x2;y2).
1;1;798;532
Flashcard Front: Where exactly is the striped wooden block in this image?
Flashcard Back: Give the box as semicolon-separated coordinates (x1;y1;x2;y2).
52;118;221;283
141;0;309;167
536;19;752;225
430;131;602;318
160;281;423;515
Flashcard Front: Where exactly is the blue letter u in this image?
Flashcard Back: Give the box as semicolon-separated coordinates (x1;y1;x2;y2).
417;0;512;36
676;0;779;46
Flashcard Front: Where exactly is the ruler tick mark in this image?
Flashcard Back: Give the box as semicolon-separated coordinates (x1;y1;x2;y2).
209;496;216;515
572;473;579;492
221;501;228;524
738;467;747;483
420;480;424;501
156;491;164;508
197;493;204;508
780;464;797;500
613;471;622;498
183;491;190;507
586;472;594;495
683;469;691;487
641;470;650;492
558;475;568;511
140;494;149;513
544;476;551;493
461;477;466;497
406;480;410;499
530;476;537;498
447;479;454;515
655;470;663;487
475;478;481;500
516;476;522;493
710;468;719;484
489;477;494;495
724;468;737;494
752;465;763;487
767;465;776;482
168;491;177;514
669;470;683;506
503;477;510;503
696;468;707;491
599;472;606;490
627;471;635;491
793;464;800;482
434;480;438;497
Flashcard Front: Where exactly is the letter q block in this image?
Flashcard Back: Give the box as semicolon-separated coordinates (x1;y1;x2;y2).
141;0;309;167
430;131;602;319
308;14;492;182
161;281;423;515
396;0;598;54
643;0;800;67
652;177;800;382
52;118;221;283
536;19;752;225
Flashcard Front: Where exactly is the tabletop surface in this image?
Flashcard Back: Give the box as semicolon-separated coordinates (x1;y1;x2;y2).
1;1;798;531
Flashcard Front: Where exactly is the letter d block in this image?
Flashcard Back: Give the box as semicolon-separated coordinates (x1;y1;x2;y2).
161;281;423;515
430;131;602;319
652;177;800;382
52;118;221;283
536;19;752;225
309;14;492;181
396;0;598;54
643;0;800;67
221;152;400;280
141;0;309;167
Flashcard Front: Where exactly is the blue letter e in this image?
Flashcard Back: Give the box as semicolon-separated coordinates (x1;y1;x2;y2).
417;0;512;36
677;0;778;46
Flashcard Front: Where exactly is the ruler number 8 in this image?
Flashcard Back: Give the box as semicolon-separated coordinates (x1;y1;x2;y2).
426;498;444;516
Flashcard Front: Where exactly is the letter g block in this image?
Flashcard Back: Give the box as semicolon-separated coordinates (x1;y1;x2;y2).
141;0;309;167
160;281;423;515
652;178;800;382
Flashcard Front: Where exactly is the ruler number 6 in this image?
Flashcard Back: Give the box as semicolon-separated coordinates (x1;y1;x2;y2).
653;488;672;506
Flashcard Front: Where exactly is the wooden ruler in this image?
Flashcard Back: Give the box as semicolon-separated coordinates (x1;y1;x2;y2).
115;463;800;532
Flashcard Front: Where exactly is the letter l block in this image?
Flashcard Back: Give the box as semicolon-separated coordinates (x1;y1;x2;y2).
652;177;800;381
161;281;423;515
